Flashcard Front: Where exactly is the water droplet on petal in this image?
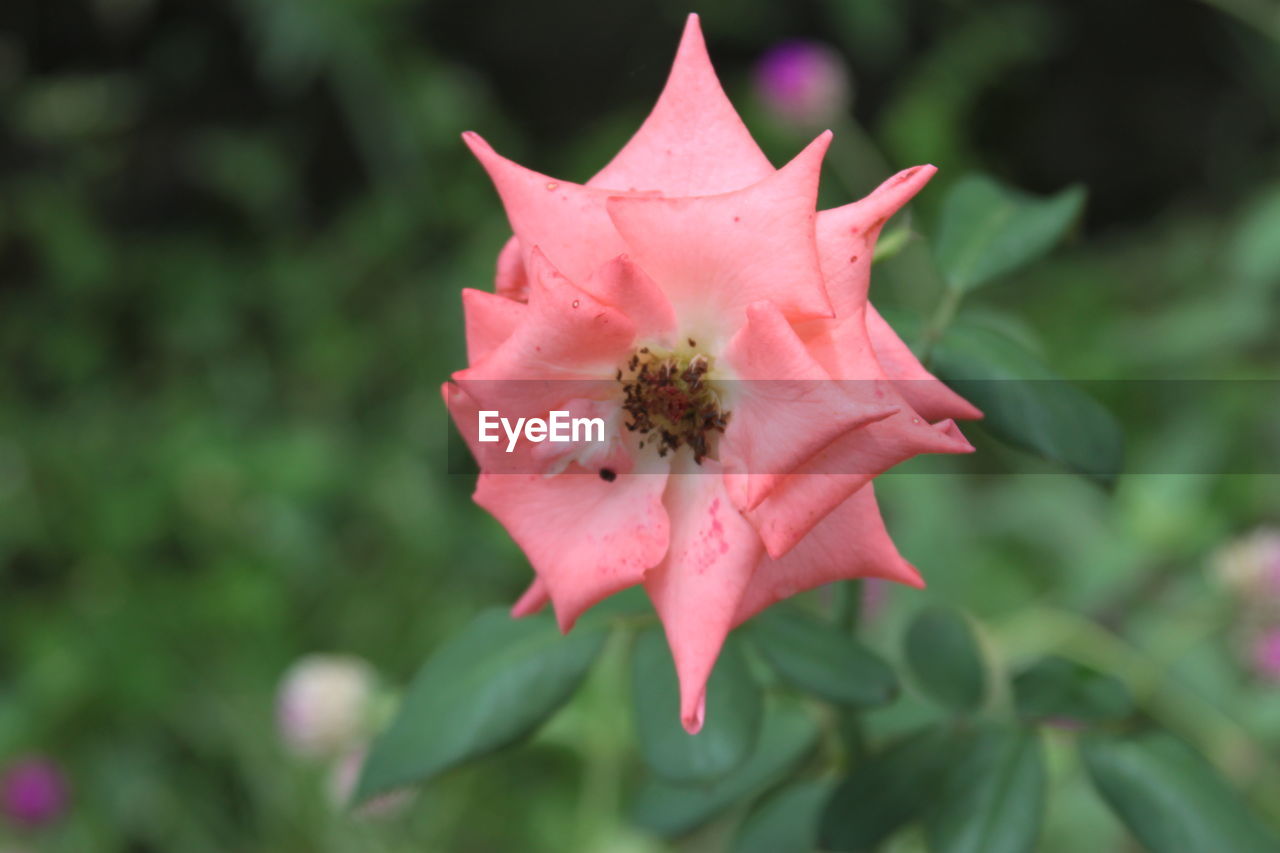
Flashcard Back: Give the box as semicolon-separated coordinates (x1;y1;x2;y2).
571;299;580;308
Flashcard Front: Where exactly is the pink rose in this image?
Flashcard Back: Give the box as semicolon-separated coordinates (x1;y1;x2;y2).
447;15;979;732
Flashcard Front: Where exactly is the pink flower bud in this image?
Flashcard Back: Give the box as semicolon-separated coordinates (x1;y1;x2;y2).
1250;628;1280;683
276;655;377;758
1;756;68;828
754;40;851;126
1212;527;1280;600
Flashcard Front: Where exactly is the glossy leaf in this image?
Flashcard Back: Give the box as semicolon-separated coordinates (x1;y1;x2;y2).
904;605;987;713
1081;730;1280;853
820;724;969;851
925;725;1046;853
934;174;1085;293
750;604;898;707
1012;656;1133;723
630;700;820;838
355;608;606;801
731;778;835;853
931;323;1124;484
631;627;763;783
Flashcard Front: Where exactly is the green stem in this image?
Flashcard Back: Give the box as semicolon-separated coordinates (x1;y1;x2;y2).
833;579;863;634
573;625;633;849
917;285;963;367
832;579;866;766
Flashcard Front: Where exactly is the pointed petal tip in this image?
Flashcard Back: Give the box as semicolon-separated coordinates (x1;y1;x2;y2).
935;418;976;452
785;130;834;169
679;12;704;43
900;562;927;589
523;245;561;285
510;578;550;618
681;694;707;735
461;131;501;167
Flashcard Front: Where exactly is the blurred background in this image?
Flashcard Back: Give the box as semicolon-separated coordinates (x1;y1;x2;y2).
1;0;1278;850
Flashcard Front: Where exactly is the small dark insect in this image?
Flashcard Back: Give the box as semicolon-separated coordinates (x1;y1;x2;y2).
599;468;617;482
688;338;696;347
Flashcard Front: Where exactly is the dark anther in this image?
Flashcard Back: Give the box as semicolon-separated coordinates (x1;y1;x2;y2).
599;468;617;482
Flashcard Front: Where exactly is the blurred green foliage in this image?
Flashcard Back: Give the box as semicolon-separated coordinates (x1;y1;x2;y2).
1;0;1278;850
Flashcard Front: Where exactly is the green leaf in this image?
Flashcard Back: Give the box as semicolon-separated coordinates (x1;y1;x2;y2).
355;608;606;801
1080;730;1280;853
820;724;970;851
1012;656;1133;723
934;174;1085;293
931;323;1124;484
749;604;898;707
731;778;836;853
925;725;1046;853
630;700;820;838
1229;184;1280;286
631;627;763;783
872;225;914;265
904;605;987;713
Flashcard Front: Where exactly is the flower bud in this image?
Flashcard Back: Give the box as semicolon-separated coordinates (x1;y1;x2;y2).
276;654;377;758
1251;627;1280;683
1211;527;1280;600
1;756;68;828
754;40;851;126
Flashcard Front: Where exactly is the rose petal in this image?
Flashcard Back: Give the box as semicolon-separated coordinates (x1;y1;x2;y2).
463;287;527;365
476;459;671;632
644;456;762;733
720;300;896;510
865;304;983;421
746;414;974;558
606;132;836;342
588;14;774;196
734;483;922;625
511;577;550;618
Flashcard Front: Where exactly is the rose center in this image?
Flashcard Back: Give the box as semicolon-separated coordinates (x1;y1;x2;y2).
619;344;730;464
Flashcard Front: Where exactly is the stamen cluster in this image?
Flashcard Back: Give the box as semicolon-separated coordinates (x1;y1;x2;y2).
619;345;729;463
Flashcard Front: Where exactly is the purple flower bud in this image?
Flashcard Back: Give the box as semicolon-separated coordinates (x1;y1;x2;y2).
754;40;851;126
861;578;888;624
1;756;68;828
1251;627;1280;683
